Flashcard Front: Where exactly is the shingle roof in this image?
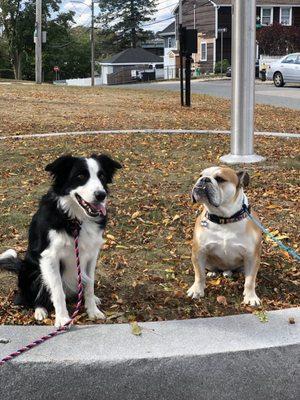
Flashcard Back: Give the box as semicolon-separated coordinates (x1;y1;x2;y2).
101;48;163;64
160;22;176;35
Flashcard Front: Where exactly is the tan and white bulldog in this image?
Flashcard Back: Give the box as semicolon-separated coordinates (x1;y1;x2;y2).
188;166;262;306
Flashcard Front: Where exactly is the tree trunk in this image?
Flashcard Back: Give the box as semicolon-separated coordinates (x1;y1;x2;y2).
130;0;136;48
131;27;137;48
12;52;22;80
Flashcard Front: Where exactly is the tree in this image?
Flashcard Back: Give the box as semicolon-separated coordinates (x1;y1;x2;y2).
42;25;91;81
97;0;157;50
0;0;61;79
0;35;13;78
257;22;300;56
95;28;122;60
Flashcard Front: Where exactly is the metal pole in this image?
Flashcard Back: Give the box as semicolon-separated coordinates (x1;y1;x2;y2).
220;29;223;76
91;0;95;87
220;0;265;164
179;0;184;106
185;55;191;107
35;0;42;84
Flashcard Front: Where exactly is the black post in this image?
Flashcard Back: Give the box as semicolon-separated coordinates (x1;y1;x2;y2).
179;24;184;106
185;54;191;107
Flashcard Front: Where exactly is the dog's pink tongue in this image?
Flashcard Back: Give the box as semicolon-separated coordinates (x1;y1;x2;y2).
96;204;106;216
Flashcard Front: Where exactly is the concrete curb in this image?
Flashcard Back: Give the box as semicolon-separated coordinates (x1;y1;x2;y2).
0;129;299;141
0;308;299;400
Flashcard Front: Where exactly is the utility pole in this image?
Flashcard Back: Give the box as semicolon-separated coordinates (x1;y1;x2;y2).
220;0;264;164
91;0;95;87
35;0;42;84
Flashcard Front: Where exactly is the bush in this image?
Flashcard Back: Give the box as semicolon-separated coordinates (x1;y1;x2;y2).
0;69;15;79
257;22;300;55
214;59;230;74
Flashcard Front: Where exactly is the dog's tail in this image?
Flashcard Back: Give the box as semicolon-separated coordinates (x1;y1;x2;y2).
0;249;21;273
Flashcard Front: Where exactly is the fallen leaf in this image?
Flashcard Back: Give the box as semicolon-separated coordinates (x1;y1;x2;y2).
217;296;228;306
131;211;142;219
210;278;222;286
253;311;268;323
131;321;142;336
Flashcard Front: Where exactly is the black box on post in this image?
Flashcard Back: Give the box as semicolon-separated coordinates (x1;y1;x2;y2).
181;28;198;55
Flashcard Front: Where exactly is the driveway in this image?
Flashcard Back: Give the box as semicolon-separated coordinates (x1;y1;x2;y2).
115;80;300;110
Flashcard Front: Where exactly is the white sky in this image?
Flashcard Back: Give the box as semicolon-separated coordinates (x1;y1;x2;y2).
61;0;176;32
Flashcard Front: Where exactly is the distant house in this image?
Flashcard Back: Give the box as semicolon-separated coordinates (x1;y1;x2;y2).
99;47;164;85
160;21;176;49
141;37;165;58
174;0;300;73
159;21;178;79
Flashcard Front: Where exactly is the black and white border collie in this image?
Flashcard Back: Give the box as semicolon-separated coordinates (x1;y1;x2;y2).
0;154;122;327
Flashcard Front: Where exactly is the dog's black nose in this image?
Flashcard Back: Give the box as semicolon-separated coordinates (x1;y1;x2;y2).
94;191;107;202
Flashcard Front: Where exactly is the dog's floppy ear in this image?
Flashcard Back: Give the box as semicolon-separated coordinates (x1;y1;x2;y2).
191;192;197;204
45;155;75;178
237;171;250;188
45;156;77;194
92;154;122;183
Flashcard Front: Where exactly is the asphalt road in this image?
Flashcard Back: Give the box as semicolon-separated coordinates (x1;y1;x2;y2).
116;79;300;110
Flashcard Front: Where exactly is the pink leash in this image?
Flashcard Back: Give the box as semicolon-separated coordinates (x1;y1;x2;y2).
0;222;83;366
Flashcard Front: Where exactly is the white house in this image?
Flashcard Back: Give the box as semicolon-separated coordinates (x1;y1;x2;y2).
159;22;178;79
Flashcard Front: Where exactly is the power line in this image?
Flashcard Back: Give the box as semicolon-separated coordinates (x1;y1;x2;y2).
144;15;175;27
157;0;176;5
145;0;213;27
157;2;178;12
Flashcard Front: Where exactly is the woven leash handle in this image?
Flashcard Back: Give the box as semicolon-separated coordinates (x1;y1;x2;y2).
0;225;83;366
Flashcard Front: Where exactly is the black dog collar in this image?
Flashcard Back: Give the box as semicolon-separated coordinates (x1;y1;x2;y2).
205;203;251;225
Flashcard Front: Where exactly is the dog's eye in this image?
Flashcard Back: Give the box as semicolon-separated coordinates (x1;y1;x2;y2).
215;176;226;183
98;172;105;180
76;174;86;180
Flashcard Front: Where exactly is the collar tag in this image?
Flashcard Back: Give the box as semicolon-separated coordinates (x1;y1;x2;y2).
201;220;209;228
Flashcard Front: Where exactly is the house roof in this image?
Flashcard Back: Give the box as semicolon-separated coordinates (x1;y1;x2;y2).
160;22;176;36
101;48;163;65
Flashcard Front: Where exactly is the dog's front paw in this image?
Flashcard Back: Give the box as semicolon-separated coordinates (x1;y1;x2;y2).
55;315;71;328
243;292;261;307
87;306;106;321
34;307;48;322
187;283;205;299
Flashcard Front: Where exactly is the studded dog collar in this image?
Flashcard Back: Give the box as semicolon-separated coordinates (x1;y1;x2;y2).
205;203;251;225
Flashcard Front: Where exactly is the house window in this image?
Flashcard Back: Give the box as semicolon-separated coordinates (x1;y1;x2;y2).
280;7;292;26
200;42;207;62
261;7;273;26
167;37;173;48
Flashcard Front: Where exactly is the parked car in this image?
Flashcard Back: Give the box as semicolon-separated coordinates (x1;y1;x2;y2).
266;53;300;87
226;61;260;78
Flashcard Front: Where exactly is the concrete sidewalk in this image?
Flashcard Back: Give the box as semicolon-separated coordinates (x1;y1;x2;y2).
0;308;299;400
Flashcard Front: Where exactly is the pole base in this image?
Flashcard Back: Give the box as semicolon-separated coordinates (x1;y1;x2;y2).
220;153;266;164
